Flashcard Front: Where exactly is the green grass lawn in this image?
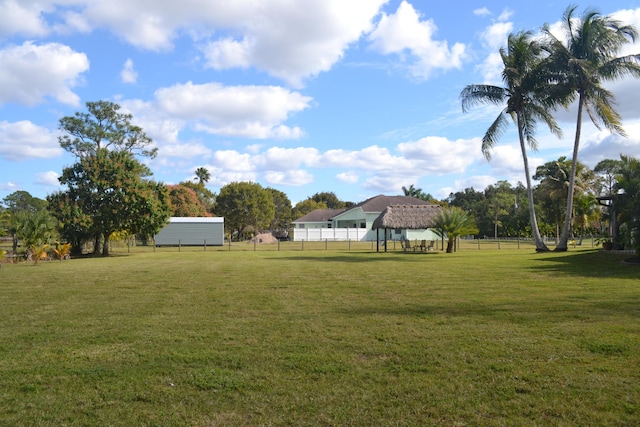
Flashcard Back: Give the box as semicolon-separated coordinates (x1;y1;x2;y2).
1;247;638;425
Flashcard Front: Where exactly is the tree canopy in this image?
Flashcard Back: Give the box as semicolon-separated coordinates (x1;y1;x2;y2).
215;182;275;240
49;149;170;256
58;100;157;159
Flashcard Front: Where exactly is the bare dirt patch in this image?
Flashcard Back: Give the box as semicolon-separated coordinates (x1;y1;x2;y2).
249;233;279;244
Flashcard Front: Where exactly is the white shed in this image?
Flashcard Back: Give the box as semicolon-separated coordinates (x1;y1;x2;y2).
155;217;224;246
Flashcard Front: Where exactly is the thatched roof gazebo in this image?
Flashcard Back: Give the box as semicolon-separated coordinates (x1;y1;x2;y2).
371;204;443;252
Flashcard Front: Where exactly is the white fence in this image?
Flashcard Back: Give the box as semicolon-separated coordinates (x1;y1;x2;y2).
292;228;370;242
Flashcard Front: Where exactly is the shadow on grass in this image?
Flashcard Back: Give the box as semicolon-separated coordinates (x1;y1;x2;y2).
276;251;441;264
336;295;640;321
529;250;639;279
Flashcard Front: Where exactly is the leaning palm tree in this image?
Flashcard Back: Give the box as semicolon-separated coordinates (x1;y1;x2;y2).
543;6;640;251
460;31;565;252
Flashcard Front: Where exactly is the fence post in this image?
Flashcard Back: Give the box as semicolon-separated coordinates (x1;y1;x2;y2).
254;239;257;251
153;237;156;252
517;236;520;249
478;239;480;250
179;239;181;252
278;239;280;251
204;239;207;251
228;237;231;251
302;239;304;251
349;239;351;251
497;237;500;250
325;239;328;250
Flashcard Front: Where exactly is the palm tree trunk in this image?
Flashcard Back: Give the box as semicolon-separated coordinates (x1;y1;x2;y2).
517;117;550;252
557;94;584;251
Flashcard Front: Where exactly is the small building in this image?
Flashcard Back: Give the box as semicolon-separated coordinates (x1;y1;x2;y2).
155;217;224;246
291;195;436;242
372;204;443;251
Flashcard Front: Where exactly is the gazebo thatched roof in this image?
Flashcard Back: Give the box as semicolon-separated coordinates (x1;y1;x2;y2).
372;204;442;230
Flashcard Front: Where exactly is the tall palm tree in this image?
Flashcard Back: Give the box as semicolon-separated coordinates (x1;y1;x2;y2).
460;31;565;252
194;167;211;185
543;6;640;251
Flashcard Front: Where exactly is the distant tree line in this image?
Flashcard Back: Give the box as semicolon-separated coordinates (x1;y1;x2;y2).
5;2;640;262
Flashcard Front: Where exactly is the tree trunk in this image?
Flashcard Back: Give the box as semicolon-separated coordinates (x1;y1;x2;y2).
446;238;454;253
517;116;550;252
93;234;101;255
556;94;584;252
102;233;110;256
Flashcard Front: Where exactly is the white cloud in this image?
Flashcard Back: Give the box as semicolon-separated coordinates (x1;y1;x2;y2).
474;8;491;17
152;81;312;139
368;1;467;79
397;136;482;174
253;147;321;170
476;20;513;84
26;0;386;86
454;175;502;193
0;42;89;106
579;122;640;167
201;0;387;87
35;171;61;187
336;172;359;184
0;181;19;192
0;0;51;39
0;120;62;161
497;9;514;22
481;21;513;51
121;58;137;84
264;170;314;186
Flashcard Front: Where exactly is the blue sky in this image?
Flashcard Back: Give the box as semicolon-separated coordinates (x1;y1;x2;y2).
2;0;640;205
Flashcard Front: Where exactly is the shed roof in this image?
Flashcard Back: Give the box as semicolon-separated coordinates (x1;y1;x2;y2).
372;204;442;230
169;217;223;223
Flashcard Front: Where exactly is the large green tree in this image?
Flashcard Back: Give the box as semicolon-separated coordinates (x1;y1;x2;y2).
50;101;168;256
293;199;328;219
48;149;170;256
2;191;47;213
215;182;275;240
310;192;346;209
460;31;565;252
543;6;640;251
481;181;516;239
266;188;293;232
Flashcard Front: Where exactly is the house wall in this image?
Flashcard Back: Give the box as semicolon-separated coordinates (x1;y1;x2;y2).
292;221;330;229
292;227;370;242
155;218;224;246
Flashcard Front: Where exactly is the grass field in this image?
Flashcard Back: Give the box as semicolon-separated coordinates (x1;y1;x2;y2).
1;247;638;425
